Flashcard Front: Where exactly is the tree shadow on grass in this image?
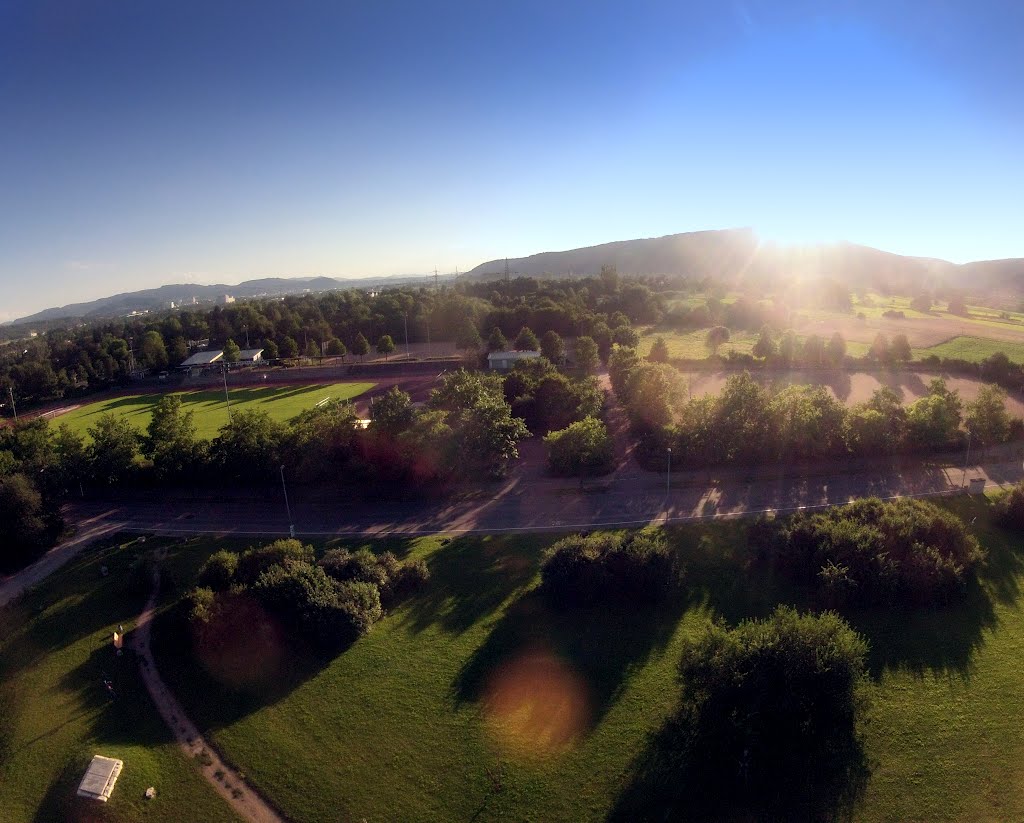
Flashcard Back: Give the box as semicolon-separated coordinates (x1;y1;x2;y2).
609;714;871;823
453;585;689;739
398;534;544;636
147;598;329;733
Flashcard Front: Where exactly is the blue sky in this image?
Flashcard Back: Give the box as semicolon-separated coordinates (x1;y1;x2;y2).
1;0;1022;320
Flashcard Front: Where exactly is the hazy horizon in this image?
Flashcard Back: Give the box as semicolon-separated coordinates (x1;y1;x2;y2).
3;1;1023;320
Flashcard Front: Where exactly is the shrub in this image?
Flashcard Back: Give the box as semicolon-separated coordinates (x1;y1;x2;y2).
197;550;239;591
187;586;218;625
318;548;389;588
669;607;868;817
332;581;384;643
382;557;430;606
995;482;1024;530
753;497;984;605
236;539;315;585
541;530;680;606
543;417;614;476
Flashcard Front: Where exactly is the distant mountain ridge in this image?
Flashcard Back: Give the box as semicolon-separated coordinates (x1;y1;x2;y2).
466;228;1024;302
10;229;1024;328
7;273;443;326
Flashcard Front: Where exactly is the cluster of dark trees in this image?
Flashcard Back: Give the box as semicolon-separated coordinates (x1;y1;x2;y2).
540;531;681;606
641;607;869;820
0;272;662;408
611;347;1018;469
188;539;427;650
751;497;985;606
0;368;533;570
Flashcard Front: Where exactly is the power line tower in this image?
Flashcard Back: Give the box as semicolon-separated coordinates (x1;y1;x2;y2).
434;267;439;291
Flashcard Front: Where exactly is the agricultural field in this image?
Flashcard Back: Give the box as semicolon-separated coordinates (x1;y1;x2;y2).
53;382;375;440
916;336;1024;364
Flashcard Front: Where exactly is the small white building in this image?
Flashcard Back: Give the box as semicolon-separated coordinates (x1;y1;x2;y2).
236;348;265;363
77;755;123;802
179;350;224;369
487;350;541;371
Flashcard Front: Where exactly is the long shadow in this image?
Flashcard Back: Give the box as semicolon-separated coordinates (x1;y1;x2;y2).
399;534;543;635
453;585;689;735
609;715;871;823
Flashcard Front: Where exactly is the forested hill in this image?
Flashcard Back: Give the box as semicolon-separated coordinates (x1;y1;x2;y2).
7;273;440;327
466;229;1024;301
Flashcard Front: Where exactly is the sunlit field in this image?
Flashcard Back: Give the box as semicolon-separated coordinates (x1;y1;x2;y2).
54;382;375;440
122;495;1024;822
0;536;236;823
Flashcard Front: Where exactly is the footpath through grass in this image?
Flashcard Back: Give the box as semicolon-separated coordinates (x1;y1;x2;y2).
56;382;374;440
144;496;1024;822
0;536;238;822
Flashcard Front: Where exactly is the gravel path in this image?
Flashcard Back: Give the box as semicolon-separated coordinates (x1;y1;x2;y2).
130;545;284;823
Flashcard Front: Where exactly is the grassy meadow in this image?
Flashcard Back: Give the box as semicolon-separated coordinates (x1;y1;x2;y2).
0;536;238;822
54;382;375;440
7;495;1024;821
142;496;1024;822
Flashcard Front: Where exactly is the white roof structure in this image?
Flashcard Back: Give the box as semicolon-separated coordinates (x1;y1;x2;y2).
179;350;224;367
236;348;265;361
77;755;123;802
487;350;540;363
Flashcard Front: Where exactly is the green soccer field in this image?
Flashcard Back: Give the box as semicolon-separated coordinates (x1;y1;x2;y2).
54;382;375;440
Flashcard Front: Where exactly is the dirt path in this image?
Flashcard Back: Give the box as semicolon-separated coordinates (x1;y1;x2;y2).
130;546;284;823
0;516;122;608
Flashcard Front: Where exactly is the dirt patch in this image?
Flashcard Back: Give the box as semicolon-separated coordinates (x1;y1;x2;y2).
793;313;1024;348
682;370;1024;417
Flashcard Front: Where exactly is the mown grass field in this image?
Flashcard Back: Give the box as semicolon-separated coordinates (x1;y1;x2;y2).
0;536;238;822
639;329;871;360
916;335;1024;364
127;495;1024;822
55;382;375;440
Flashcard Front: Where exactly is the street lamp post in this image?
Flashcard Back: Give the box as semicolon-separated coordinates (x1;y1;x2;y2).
962;429;972;489
280;464;294;538
222;364;232;420
666;447;672;497
7;386;16;422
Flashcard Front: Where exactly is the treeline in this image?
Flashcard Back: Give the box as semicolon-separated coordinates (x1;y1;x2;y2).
610;347;1020;469
187;539;428;651
0;369;534;570
1;270;664;407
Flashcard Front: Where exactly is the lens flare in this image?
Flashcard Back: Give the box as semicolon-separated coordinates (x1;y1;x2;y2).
480;646;592;759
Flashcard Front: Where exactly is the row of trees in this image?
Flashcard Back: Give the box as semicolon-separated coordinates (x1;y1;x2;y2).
1;272;661;407
610;345;1017;468
188;539;428;651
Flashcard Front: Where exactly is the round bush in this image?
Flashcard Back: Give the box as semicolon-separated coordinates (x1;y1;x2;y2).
197;550;239;591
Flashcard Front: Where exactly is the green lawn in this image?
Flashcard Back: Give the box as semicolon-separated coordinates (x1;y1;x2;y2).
639;329;871;360
56;382;375;440
916;335;1024;364
0;536;239;822
139;496;1024;821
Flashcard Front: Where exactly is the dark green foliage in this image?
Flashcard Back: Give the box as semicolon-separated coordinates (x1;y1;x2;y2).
197;550;239;591
753;498;984;605
0;473;63;572
540;530;680;607
487;326;509;351
543;416;614;476
513;326;539;351
235;539;315;586
210;409;286;481
87;413;140;485
318;548;389;588
187;586;218;625
647;336;670;363
646;607;869;820
994;482;1024;530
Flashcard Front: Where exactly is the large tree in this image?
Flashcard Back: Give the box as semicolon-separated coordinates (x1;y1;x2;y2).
88;414;140;485
966;384;1010;447
145;394;204;480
